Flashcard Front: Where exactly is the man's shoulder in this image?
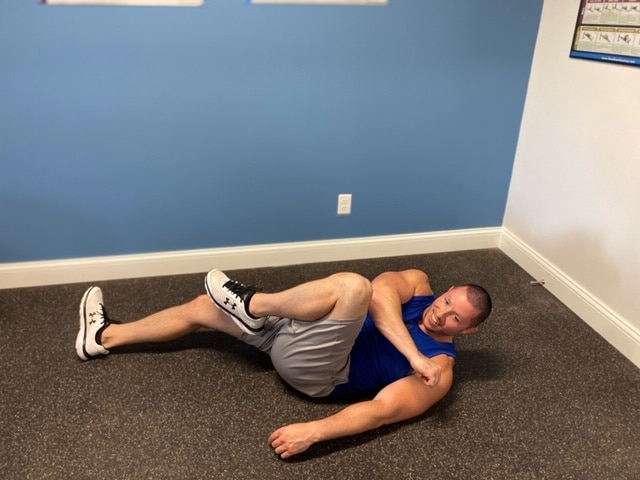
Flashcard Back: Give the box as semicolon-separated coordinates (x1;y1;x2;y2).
401;269;433;296
431;353;455;371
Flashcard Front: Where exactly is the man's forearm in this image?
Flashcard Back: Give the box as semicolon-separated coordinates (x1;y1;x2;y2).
313;399;390;442
372;312;421;361
369;273;441;385
368;273;423;360
269;400;392;459
369;289;428;371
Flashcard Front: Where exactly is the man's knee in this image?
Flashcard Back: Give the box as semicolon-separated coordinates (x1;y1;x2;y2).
331;272;372;316
184;295;218;326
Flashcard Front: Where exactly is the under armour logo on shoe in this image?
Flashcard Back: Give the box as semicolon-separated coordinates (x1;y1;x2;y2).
224;298;237;310
89;311;99;325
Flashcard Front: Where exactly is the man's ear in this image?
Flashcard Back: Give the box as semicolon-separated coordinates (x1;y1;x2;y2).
461;327;479;335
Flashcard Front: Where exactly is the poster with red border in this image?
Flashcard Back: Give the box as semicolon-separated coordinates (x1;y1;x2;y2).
570;0;640;66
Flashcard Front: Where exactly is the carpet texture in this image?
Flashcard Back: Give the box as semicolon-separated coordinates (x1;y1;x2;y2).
1;249;639;479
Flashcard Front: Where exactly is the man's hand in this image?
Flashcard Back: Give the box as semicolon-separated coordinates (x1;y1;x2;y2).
409;353;442;387
268;422;318;459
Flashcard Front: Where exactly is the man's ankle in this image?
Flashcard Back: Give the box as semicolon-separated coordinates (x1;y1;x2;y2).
97;324;113;349
245;292;263;319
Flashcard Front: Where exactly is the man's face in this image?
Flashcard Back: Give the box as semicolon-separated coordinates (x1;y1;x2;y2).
421;286;480;339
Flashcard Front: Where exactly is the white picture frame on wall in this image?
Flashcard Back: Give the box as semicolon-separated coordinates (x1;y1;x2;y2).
249;0;387;4
41;0;203;6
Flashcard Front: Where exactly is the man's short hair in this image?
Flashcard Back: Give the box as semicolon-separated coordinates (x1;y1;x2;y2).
461;284;492;327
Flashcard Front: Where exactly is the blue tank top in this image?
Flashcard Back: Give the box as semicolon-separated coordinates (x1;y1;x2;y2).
331;295;456;399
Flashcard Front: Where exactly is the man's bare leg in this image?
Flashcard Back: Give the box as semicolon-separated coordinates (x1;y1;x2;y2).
76;288;242;360
249;272;372;321
205;270;372;334
77;270;371;360
106;272;371;347
101;295;243;350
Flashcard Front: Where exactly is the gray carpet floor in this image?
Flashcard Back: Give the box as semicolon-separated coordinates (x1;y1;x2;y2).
1;249;639;479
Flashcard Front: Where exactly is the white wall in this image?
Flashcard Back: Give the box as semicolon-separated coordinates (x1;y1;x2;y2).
504;0;640;365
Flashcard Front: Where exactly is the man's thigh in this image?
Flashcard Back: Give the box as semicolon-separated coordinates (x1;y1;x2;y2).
269;316;365;398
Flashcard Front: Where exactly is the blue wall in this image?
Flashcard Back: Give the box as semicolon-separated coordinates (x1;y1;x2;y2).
0;0;542;262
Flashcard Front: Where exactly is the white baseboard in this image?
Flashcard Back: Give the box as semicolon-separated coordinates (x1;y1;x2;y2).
499;227;640;369
0;227;500;289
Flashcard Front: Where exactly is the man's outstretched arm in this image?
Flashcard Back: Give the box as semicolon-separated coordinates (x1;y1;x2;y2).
268;354;454;459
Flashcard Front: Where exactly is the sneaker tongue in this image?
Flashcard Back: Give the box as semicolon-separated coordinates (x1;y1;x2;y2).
224;280;260;301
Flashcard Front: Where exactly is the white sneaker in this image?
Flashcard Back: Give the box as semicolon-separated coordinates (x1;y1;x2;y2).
76;286;110;360
204;269;266;335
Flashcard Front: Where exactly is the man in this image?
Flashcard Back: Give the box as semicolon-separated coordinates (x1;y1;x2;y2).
76;268;491;459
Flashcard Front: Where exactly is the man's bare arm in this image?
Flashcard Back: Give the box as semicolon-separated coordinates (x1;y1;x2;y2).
368;269;442;386
268;355;454;459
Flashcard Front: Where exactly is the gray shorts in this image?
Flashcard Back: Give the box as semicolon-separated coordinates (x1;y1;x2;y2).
239;315;365;398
